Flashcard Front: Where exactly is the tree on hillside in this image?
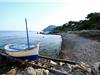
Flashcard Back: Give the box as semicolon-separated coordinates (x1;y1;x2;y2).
86;12;100;21
86;12;100;29
50;12;100;33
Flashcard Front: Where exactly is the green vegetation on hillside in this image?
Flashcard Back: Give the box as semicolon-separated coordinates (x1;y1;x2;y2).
51;12;100;33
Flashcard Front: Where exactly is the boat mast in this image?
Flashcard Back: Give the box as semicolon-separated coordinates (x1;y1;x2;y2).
25;18;30;48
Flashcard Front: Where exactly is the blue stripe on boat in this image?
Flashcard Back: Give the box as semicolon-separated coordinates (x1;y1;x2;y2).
24;55;38;60
13;55;38;60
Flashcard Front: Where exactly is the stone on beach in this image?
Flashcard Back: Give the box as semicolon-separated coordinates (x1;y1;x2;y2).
16;67;49;75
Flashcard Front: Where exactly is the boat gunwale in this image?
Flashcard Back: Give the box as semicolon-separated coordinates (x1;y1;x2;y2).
4;44;38;52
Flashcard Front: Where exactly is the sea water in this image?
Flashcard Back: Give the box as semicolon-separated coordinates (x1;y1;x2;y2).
0;31;62;57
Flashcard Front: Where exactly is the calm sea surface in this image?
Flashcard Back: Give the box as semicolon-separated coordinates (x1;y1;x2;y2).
0;31;62;57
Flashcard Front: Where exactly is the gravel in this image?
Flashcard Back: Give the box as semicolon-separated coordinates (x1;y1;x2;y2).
60;33;100;65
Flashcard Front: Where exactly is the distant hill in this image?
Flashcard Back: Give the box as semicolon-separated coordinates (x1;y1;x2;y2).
51;12;100;33
43;25;56;33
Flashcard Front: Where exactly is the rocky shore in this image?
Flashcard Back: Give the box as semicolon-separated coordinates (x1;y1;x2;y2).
0;54;93;75
0;30;100;75
59;30;100;65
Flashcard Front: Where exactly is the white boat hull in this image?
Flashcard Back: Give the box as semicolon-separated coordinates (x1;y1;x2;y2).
4;44;39;60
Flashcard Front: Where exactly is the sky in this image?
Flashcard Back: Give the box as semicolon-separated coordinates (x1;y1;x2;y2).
0;0;100;31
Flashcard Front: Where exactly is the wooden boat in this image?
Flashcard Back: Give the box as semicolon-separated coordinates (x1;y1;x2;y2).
2;18;40;60
4;43;39;60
